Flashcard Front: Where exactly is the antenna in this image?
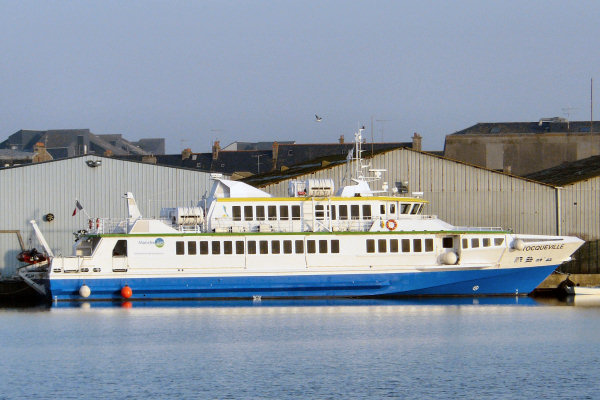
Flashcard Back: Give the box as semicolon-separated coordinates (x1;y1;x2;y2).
375;119;391;142
561;107;578;130
591;78;594;134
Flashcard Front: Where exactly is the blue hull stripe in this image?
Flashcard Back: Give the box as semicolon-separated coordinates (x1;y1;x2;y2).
48;265;558;301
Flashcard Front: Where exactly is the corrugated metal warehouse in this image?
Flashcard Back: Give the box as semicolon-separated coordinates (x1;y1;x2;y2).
258;147;562;238
0;156;225;277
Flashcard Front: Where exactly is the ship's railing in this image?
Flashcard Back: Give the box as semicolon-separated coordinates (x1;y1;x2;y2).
453;226;504;232
209;216;377;233
85;218;128;234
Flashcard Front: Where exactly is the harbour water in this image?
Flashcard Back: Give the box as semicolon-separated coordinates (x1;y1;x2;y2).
1;297;600;399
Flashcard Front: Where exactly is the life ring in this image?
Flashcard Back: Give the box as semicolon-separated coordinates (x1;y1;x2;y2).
386;219;397;231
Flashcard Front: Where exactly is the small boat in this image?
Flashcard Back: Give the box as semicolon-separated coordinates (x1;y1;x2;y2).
19;128;585;301
16;248;48;265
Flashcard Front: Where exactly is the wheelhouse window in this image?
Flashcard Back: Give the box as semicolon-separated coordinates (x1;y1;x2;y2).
331;205;337;220
232;206;241;221
401;204;411;214
390;203;396;214
380;205;385;214
411;205;419;215
315;204;325;220
244;206;253;221
176;241;184;255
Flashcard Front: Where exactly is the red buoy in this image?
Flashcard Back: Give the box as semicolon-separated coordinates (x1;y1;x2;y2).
121;285;132;299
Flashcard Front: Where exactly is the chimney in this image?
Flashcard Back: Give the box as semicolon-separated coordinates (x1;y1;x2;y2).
339;135;345;144
212;141;220;160
142;155;157;164
271;141;279;171
32;142;53;163
412;132;422;151
182;148;192;160
103;149;113;157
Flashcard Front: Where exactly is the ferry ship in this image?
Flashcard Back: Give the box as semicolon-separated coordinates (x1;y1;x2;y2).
20;129;584;301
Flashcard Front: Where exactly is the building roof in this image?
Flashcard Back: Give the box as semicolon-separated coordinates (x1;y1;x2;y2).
451;121;600;135
524;155;600;186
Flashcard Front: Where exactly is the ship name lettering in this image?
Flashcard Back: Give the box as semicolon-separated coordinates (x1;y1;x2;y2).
524;244;564;251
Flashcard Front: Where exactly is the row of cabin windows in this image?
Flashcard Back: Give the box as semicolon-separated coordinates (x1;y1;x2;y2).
462;237;504;249
231;202;424;222
175;239;340;255
232;205;301;221
366;238;434;253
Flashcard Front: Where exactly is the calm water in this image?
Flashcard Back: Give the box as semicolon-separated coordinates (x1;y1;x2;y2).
1;297;600;399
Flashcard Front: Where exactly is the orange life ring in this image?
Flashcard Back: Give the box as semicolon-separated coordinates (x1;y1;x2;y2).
386;219;397;231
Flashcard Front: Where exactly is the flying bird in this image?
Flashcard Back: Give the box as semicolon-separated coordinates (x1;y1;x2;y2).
315;114;322;122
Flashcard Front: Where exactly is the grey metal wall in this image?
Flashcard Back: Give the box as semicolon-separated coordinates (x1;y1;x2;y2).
0;156;224;276
560;177;600;241
261;148;558;236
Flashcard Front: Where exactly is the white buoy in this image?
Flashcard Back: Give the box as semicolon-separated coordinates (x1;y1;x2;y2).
441;251;458;265
513;239;525;251
79;284;91;298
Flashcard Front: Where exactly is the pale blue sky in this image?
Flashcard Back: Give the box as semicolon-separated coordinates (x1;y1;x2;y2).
1;0;598;153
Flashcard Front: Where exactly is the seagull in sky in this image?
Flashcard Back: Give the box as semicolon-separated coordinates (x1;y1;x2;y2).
315;114;322;122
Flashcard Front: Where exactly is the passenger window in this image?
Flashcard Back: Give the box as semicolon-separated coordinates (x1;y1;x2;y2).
378;239;386;252
362;205;371;220
283;240;292;254
390;239;399;253
212;241;220;254
272;241;280;254
200;241;209;254
188;241;197;255
236;241;244;254
247;241;256;254
280;206;289;220
232;206;241;221
259;240;268;254
331;240;339;253
224;241;232;254
462;238;469;249
339;205;348;220
366;239;375;253
295;240;304;254
244;206;253;221
291;205;301;220
351;205;360;220
471;238;480;248
176;241;185;255
256;206;265;221
442;237;453;248
425;238;433;252
483;238;491;247
268;205;277;220
401;239;410;252
319;240;328;253
307;240;316;253
494;238;505;246
413;239;422;252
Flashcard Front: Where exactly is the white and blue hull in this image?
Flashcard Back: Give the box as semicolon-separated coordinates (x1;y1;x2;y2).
47;264;558;301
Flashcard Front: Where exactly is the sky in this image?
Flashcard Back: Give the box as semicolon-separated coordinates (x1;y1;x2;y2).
1;0;599;153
